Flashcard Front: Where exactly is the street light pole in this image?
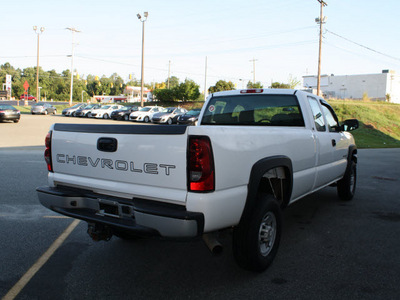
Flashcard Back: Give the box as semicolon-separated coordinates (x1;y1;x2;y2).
316;0;327;96
137;12;148;107
66;27;81;106
33;26;44;103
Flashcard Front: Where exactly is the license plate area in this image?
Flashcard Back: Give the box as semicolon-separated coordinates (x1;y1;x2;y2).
96;199;134;218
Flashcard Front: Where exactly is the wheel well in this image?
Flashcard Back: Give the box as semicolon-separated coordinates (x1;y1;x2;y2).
258;166;290;209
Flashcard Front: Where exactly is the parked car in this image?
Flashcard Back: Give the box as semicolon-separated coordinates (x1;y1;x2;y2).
31;103;57;115
177;109;201;125
20;94;36;101
129;106;163;122
89;105;123;119
152;107;188;125
62;103;86;117
74;104;101;117
0;104;20;123
111;106;139;121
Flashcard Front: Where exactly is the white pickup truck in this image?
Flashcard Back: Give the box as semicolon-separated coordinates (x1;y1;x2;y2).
37;89;359;272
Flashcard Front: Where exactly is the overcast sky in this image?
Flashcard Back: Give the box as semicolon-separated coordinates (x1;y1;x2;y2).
2;0;399;91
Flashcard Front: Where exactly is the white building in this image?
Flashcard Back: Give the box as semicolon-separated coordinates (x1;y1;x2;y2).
303;70;400;104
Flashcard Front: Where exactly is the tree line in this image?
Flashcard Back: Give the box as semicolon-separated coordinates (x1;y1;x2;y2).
0;62;299;103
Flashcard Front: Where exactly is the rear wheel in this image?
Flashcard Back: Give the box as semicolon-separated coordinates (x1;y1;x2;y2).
167;118;173;125
337;159;356;201
124;114;129;121
44;110;48;115
103;113;109;119
144;116;150;123
232;193;282;272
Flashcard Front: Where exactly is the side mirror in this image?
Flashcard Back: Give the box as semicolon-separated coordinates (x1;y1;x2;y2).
341;119;359;131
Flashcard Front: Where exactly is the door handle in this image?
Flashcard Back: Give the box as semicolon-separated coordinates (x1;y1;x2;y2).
331;139;336;147
97;137;118;152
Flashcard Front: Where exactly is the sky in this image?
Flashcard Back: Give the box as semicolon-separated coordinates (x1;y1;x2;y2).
1;0;400;92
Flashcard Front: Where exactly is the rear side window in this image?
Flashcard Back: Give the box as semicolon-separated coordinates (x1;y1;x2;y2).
202;94;304;126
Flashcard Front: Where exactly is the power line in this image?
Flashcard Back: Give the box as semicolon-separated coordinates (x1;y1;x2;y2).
325;29;400;62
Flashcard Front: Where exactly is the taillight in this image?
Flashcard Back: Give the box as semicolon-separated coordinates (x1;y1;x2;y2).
240;89;263;93
188;136;215;192
44;131;53;172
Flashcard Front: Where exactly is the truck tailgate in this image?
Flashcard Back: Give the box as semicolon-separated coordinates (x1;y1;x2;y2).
49;124;188;204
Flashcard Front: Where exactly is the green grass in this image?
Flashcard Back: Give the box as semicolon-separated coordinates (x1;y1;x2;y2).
329;100;400;148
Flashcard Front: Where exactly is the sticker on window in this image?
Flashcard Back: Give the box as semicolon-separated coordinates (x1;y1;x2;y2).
208;105;215;113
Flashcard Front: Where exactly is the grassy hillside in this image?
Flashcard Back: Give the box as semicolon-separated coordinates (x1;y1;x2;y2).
329;100;400;148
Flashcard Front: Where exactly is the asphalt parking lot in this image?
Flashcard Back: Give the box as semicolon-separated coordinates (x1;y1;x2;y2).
0;113;399;299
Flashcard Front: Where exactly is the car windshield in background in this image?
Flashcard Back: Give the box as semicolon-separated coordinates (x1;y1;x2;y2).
71;104;82;109
187;109;201;116
100;106;111;110
202;94;304;126
166;108;176;113
139;107;151;112
0;105;17;110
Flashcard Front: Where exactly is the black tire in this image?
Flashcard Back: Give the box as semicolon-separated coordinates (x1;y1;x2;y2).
112;228;141;240
124;114;129;121
44;110;48;115
14;119;19;123
337;159;356;201
71;112;76;117
103;113;109;119
167;118;173;125
232;193;282;272
144;116;150;123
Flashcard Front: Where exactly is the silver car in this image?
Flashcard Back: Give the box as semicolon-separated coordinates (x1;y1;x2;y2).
31;103;57;115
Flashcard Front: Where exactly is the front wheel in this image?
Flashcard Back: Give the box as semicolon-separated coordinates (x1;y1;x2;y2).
337;160;356;201
103;113;109;119
124;114;129;121
167;118;173;125
144;116;150;123
232;193;282;272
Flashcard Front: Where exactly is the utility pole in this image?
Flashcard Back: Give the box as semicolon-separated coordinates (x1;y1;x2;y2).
137;12;149;107
204;56;208;101
249;58;258;84
66;27;80;106
33;26;45;103
316;0;327;96
167;60;171;89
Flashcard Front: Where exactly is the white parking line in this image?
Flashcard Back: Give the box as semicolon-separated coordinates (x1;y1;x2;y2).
2;219;80;300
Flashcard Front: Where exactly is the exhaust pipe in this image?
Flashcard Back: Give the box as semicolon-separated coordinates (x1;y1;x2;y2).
87;223;112;242
203;232;223;255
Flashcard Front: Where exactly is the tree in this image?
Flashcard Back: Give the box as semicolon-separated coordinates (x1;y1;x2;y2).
174;79;200;102
271;82;290;89
247;81;263;89
153;88;175;102
208;80;235;93
288;74;301;89
166;76;179;89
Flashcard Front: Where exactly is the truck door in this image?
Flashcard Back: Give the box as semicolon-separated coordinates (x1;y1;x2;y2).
320;102;348;179
307;96;336;188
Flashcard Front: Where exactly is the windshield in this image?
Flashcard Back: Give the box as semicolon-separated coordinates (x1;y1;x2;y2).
202;94;304;126
187;109;201;116
100;106;111;110
71;104;82;109
0;105;16;110
166;107;176;113
139;107;151;112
